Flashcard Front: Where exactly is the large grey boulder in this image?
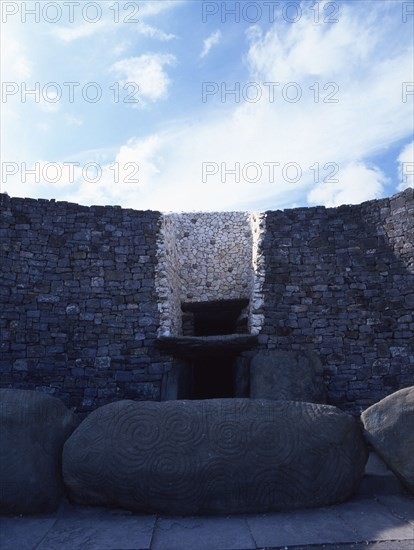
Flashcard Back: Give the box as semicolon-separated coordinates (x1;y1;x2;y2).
250;350;327;403
63;398;366;515
0;389;79;514
361;386;414;494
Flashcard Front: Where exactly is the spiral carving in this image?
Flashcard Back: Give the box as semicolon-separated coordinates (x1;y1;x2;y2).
63;398;368;515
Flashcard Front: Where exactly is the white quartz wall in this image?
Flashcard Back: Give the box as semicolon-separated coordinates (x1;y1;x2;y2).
155;215;182;336
249;213;266;335
156;212;266;337
172;212;252;302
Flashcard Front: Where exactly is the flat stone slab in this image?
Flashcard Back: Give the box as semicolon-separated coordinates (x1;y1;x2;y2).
0;517;57;550
376;494;414;527
333;497;414;541
36;512;156;550
1;492;413;550
152;516;256;550
246;506;360;547
0;503;156;550
63;398;367;515
155;334;258;356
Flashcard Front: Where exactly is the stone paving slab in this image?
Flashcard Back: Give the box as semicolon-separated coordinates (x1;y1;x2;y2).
0;507;156;550
151;516;256;550
376;494;414;527
333;498;414;542
270;542;414;550
0;488;413;550
1;494;413;550
36;513;156;550
246;506;359;548
0;516;57;550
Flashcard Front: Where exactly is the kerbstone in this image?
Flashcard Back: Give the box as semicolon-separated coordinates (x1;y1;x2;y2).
361;386;414;494
63;398;367;515
0;389;79;514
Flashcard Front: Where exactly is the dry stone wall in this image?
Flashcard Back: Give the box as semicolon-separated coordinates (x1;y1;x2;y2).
260;188;414;414
0;188;413;414
0;194;171;412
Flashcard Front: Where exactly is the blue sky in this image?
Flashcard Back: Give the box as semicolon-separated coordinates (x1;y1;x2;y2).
1;0;413;211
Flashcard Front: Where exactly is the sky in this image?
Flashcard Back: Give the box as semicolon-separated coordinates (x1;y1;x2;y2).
1;0;413;212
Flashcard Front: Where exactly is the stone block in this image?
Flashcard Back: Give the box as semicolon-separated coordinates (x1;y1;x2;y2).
250;350;327;404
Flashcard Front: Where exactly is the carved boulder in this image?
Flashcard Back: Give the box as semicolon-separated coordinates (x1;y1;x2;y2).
63;398;366;514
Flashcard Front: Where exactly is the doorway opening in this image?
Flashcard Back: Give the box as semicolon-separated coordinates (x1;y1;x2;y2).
190;356;235;399
181;299;249;336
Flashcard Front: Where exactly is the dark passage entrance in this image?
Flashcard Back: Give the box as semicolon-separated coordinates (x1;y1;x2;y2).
160;299;252;400
182;299;249;336
180;300;248;398
191;356;234;399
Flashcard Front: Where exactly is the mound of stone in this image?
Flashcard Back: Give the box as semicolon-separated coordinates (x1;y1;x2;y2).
250;350;327;403
0;389;79;514
361;386;414;494
63;398;366;515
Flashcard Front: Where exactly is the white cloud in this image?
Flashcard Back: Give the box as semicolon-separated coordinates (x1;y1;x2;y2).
51;0;181;43
397;141;414;191
200;30;221;59
51;21;107;42
36;122;51;133
138;0;186;17
9;1;413;212
0;27;33;162
112;41;130;56
307;162;387;207
53;20;175;43
111;54;176;104
95;2;409;211
63;136;162;206
38;89;61;113
1;34;32;80
137;22;176;41
245;7;376;83
64;114;83;126
1;161;82;198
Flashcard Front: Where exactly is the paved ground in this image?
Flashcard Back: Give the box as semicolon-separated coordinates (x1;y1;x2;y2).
1;454;413;550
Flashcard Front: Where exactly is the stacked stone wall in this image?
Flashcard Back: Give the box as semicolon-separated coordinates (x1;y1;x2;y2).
260;188;414;413
0;194;171;412
1;189;413;414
